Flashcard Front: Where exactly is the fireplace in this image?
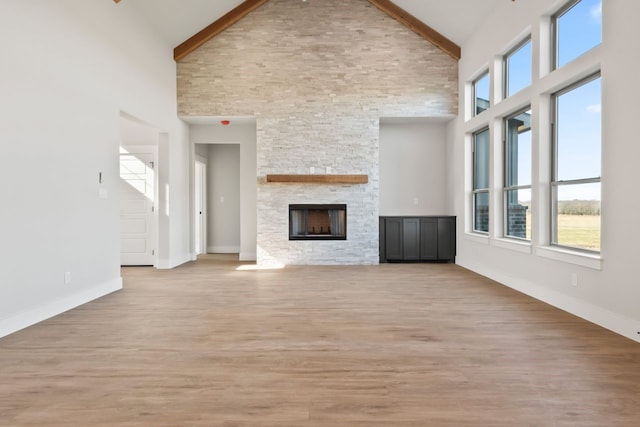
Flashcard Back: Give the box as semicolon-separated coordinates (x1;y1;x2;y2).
289;204;347;240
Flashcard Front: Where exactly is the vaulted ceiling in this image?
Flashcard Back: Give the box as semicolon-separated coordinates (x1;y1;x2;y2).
117;0;502;59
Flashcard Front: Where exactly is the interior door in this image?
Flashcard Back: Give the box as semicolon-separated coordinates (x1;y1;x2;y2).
194;160;207;255
120;149;156;266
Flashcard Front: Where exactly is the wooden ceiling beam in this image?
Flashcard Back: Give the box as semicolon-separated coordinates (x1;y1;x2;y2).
174;0;270;62
367;0;461;60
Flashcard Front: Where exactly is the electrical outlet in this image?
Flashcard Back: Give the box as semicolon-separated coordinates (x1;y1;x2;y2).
571;272;578;287
310;166;315;174
64;272;71;284
413;197;419;206
326;166;331;174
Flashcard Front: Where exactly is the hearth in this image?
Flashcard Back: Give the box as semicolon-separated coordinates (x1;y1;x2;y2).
289;204;346;240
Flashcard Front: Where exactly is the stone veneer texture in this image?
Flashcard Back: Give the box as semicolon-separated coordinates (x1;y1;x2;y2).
178;0;458;265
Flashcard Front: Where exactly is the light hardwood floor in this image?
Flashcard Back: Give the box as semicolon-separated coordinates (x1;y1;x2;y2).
1;255;639;426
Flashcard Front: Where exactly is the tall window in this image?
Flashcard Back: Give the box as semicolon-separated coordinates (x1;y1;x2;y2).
473;71;490;116
552;73;601;251
473;128;490;233
504;108;532;240
504;38;532;98
554;0;602;69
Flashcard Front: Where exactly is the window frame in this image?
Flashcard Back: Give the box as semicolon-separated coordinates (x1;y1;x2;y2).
503;36;532;99
473;127;490;234
550;72;601;252
503;106;532;241
473;70;490;117
552;0;601;70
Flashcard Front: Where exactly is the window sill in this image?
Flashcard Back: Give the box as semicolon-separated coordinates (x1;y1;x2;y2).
492;238;532;254
536;246;602;270
464;232;489;245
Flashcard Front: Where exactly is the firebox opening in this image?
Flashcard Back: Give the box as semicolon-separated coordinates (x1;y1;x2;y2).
289;204;347;240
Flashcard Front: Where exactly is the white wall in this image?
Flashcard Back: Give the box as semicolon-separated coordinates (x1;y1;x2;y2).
194;143;210;159
207;144;241;253
120;114;161;146
379;119;450;216
0;1;190;338
190;122;257;261
450;0;640;342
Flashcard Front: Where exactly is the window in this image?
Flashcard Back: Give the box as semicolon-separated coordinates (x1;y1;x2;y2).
473;71;490;116
473;128;490;233
554;0;602;69
504;108;532;240
504;38;532;98
552;73;601;251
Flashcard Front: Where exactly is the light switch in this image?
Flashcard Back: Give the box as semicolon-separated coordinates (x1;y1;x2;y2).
99;188;108;199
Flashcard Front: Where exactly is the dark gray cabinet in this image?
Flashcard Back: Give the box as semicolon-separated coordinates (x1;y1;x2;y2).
380;216;456;263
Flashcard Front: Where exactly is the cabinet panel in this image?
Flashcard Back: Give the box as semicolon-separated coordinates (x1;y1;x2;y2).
420;218;438;260
385;218;403;260
379;217;386;263
437;217;456;261
403;218;420;260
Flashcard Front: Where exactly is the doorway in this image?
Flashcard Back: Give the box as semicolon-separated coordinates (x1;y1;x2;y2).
195;143;241;254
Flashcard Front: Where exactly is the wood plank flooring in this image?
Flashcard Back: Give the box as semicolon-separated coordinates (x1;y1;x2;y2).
1;255;639;426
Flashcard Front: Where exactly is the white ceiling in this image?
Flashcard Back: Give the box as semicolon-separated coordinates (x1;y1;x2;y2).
124;0;502;49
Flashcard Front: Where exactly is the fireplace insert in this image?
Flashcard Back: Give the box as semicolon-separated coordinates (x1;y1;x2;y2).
289;204;346;240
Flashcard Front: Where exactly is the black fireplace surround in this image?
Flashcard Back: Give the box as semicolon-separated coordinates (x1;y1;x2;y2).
289;204;347;240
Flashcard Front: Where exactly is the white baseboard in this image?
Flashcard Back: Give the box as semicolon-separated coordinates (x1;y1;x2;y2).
0;278;123;339
239;251;257;261
157;254;192;270
458;257;640;344
208;246;240;254
157;258;171;269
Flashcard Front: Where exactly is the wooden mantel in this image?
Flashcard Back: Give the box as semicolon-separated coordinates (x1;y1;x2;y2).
266;174;368;184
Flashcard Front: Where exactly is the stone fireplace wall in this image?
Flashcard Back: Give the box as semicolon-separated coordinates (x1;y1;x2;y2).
177;0;458;265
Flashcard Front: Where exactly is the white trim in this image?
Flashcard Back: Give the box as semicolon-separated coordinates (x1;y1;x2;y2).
208;246;240;254
492;237;532;254
464;232;490;245
239;251;257;261
536;246;602;270
0;278;123;339
157;254;192;270
157;258;172;269
458;259;638;344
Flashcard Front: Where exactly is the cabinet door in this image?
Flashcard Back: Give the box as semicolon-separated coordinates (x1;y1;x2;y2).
437;217;456;261
385;218;403;260
420;218;438;260
402;218;420;260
